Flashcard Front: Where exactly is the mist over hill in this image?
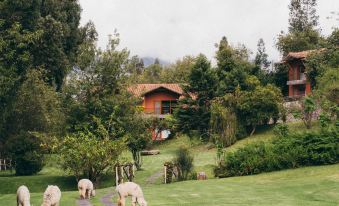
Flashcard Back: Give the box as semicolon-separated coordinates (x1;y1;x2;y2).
142;57;171;67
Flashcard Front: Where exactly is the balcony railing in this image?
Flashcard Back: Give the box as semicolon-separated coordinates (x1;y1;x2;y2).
287;79;307;85
287;73;307;85
139;107;176;118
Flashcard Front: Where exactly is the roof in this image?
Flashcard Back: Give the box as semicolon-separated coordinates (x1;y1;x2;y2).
128;83;184;97
283;49;326;62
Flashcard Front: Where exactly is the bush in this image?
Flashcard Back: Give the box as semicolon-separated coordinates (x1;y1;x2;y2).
58;130;125;184
273;123;289;138
5;132;44;175
214;128;339;178
173;147;194;181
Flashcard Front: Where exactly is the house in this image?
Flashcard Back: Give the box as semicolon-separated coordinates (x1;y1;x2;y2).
283;50;313;98
128;83;186;140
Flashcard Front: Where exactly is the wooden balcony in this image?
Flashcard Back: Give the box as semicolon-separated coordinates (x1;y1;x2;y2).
287;73;307;85
287;79;307;85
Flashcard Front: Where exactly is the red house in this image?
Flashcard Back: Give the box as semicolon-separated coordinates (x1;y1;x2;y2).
129;84;186;140
283;50;313;98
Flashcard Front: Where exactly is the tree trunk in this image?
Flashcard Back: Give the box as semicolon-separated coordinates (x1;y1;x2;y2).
250;125;256;136
132;150;142;170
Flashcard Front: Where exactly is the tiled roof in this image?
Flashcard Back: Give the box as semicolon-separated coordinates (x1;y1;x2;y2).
128;83;184;97
283;49;326;62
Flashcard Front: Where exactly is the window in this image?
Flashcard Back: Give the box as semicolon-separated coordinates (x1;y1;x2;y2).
160;100;178;114
162;101;171;114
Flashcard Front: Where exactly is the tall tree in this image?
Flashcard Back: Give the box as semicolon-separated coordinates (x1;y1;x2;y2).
0;0;83;90
254;38;271;70
215;36;253;95
175;54;217;138
161;56;195;83
288;0;319;33
276;0;323;55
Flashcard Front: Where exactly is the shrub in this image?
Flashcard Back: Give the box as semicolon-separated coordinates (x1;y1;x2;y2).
173;147;194;181
5;132;44;175
214;128;339;178
273;123;289;138
58;130;125;184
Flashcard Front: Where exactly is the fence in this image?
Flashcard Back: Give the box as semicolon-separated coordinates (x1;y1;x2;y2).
0;159;13;171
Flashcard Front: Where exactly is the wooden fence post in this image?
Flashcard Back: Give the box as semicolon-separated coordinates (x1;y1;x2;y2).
115;165;119;186
164;165;167;184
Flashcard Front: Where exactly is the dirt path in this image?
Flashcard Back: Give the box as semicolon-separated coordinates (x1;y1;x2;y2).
100;192;117;206
76;198;92;206
146;170;163;184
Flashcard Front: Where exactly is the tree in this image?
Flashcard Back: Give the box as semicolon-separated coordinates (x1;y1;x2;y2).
236;83;283;135
64;32;134;138
255;38;271;70
5;131;44;176
0;0;83;90
175;54;217;138
276;29;324;55
288;0;319;33
161;56;195;83
5;70;65;137
125;114;151;170
210;100;237;147
276;0;323;55
215;36;253;95
139;63;163;83
58;127;125;184
173;147;194;181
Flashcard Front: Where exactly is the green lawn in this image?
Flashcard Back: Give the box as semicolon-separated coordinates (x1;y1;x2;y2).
1;122;337;205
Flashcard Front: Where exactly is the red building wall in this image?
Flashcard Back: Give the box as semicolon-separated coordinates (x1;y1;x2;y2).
287;60;312;97
142;91;180;113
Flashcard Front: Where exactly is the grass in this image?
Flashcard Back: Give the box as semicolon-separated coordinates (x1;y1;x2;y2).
1;122;337;205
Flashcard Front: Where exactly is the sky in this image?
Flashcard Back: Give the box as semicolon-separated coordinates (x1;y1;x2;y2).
79;0;339;64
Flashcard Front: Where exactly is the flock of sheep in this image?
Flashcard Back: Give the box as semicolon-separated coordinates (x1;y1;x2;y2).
16;179;147;206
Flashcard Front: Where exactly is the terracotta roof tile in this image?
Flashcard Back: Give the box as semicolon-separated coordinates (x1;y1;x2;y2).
283;49;326;62
128;83;184;97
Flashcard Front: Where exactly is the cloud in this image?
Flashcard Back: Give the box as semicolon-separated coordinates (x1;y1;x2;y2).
79;0;338;63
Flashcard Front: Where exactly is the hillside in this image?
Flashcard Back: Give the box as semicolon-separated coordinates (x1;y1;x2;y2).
1;122;338;206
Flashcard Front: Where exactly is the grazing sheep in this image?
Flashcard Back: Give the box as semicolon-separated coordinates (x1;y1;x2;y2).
116;182;147;206
41;185;61;206
78;179;95;199
17;185;31;206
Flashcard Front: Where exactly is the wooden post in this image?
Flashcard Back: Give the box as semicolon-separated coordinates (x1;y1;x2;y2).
4;159;6;170
164;165;167;184
115;165;119;186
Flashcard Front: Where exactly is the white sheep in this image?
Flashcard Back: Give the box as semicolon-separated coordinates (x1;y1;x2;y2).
116;182;147;206
41;185;61;206
17;185;31;206
78;179;95;199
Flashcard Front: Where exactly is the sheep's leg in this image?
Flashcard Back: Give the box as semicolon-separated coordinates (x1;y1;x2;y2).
120;197;126;206
131;196;137;206
81;189;86;199
79;188;84;199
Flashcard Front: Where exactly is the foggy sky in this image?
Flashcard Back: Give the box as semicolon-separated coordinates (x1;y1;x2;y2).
79;0;339;63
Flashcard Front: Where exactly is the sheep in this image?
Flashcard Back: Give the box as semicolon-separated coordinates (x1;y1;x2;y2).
78;179;96;199
17;185;31;206
116;182;147;206
41;185;61;206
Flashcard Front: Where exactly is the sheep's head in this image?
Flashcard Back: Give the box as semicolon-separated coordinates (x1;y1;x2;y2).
91;189;96;197
139;198;147;206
